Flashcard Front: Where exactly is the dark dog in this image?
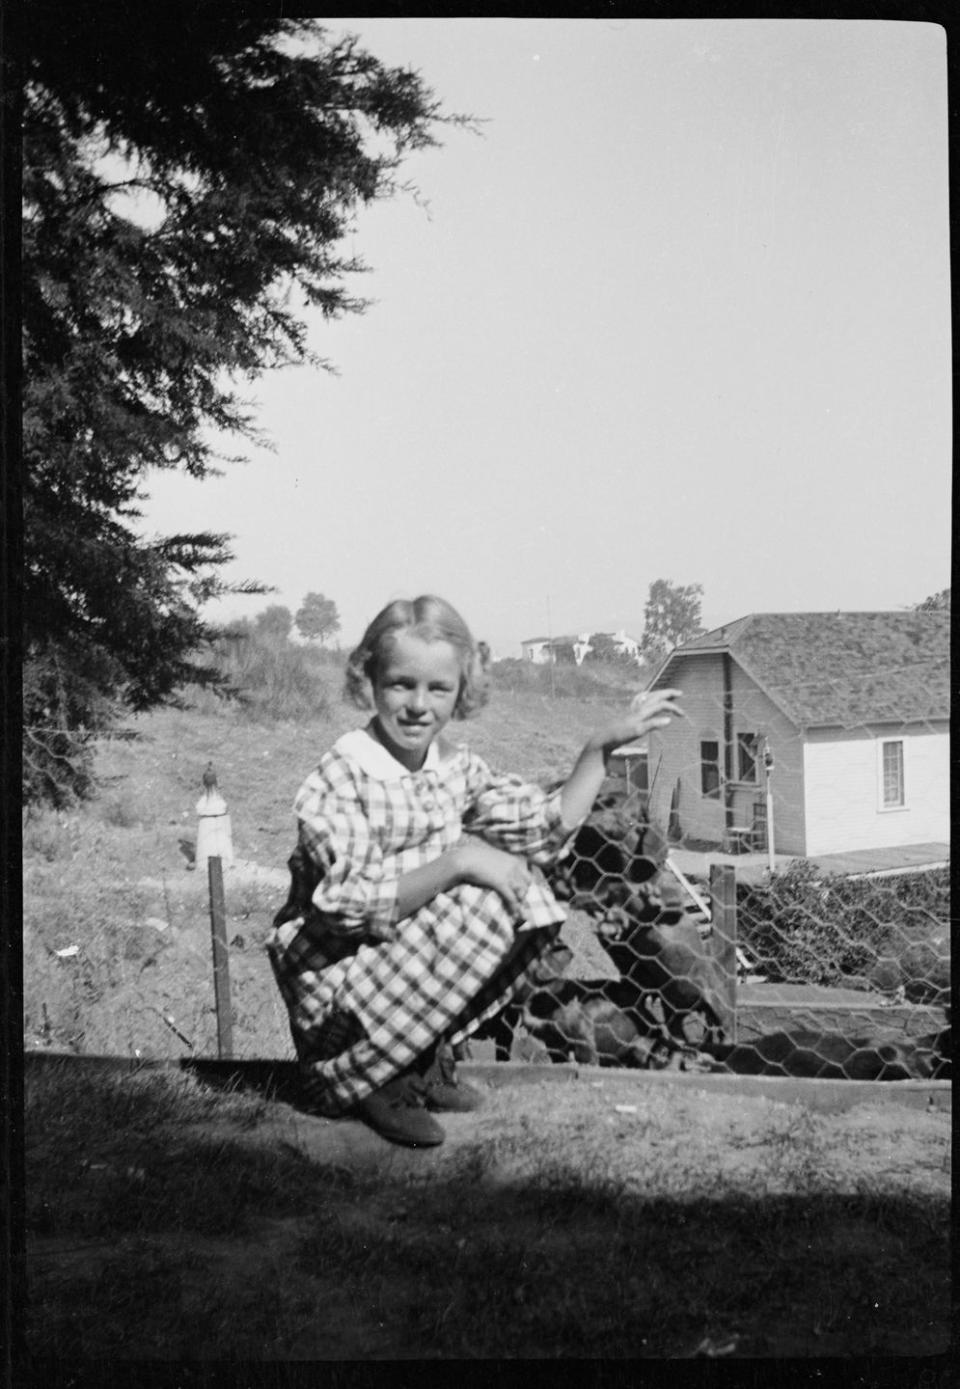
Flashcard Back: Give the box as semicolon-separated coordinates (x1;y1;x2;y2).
550;792;728;1049
519;978;676;1069
472;792;728;1062
595;898;728;1048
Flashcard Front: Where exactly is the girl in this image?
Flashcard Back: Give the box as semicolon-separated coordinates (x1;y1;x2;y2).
268;595;682;1148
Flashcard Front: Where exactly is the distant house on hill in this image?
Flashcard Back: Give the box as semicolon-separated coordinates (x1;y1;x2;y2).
521;635;581;664
521;629;642;666
639;611;949;857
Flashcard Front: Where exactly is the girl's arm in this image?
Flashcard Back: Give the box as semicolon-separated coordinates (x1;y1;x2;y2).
297;752;531;933
394;854;462;921
560;688;683;830
395;841;533;923
394;690;683;922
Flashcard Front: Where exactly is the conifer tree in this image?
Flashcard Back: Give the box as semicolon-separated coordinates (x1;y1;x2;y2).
22;6;462;802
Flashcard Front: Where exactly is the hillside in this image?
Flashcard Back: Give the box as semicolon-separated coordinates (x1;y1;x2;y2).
22;669;637;1059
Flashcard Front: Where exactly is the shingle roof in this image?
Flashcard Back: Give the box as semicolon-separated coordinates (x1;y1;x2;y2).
652;612;950;729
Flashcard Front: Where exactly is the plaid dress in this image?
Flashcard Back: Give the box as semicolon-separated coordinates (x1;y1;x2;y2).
267;725;577;1114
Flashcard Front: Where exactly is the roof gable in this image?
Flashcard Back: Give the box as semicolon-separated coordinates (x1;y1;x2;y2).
652;611;950;728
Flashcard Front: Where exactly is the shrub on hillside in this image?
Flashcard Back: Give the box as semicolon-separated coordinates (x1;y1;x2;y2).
737;860;950;992
208;627;335;721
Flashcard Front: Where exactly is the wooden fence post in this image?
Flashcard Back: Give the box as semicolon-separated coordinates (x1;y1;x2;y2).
207;854;233;1059
709;862;738;1043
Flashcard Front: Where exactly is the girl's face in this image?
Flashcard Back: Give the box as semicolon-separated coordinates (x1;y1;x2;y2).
371;632;462;771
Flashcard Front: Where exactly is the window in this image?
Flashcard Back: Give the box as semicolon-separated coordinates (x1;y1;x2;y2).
737;732;759;783
880;740;905;809
700;740;721;799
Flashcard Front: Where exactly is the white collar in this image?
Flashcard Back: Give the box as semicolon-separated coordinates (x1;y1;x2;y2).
335;725;445;780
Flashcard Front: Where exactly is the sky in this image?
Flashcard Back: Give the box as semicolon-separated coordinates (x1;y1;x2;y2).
139;18;951;658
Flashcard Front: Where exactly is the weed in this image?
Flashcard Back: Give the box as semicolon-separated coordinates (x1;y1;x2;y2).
101;788;145;828
22;809;79;862
206;629;336;723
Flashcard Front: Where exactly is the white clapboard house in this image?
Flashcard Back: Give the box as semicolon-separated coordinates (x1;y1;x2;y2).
627;611;949;858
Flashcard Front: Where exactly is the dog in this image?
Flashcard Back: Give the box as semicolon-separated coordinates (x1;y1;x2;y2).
519;977;677;1069
550;792;728;1048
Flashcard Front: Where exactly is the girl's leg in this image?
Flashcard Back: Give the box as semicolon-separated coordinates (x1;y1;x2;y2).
291;889;563;1117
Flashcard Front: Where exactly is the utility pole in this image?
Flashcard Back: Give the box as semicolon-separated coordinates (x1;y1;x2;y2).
763;740;776;875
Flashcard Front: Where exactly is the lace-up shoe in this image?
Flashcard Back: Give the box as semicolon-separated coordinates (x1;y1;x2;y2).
421;1044;485;1113
355;1072;445;1148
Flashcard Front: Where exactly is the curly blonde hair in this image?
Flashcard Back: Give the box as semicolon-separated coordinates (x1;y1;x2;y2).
344;595;491;719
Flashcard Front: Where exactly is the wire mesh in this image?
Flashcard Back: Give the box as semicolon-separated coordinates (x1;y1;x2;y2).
508;701;951;1083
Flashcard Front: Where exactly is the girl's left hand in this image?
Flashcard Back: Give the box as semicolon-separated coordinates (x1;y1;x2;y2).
589;688;684;752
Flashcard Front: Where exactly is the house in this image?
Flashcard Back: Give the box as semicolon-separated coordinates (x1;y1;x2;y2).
632;612;949;857
520;635;580;664
521;630;643;667
605;629;642;662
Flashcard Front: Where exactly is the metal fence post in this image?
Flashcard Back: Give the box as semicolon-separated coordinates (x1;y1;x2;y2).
709;862;738;1043
207;854;233;1058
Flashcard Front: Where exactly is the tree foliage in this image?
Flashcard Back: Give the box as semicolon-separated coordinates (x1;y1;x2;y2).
582;632;637;667
22;5;462;803
253;605;294;645
640;579;705;660
915;587;950;611
295;592;341;644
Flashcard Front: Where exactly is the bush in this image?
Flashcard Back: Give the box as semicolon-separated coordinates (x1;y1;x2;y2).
208;629;335;722
737;861;950;992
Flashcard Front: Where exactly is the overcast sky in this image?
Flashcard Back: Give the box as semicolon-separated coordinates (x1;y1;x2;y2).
140;18;951;658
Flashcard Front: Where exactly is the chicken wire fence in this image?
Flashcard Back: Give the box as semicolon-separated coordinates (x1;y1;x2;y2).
506;711;950;1082
25;683;950;1086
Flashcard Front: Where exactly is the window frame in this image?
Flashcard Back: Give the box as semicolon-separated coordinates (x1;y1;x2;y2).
877;738;906;811
736;731;760;784
700;738;721;799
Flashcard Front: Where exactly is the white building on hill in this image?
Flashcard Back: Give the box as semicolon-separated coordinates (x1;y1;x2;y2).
521;629;642;666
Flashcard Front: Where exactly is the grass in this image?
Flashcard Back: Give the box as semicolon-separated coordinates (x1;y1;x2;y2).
22;1061;951;1360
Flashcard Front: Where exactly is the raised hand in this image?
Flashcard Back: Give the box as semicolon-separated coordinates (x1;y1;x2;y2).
560;688;684;831
590;688;684;753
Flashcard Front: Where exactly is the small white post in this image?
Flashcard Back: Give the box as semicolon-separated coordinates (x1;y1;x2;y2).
195;763;233;1058
195;763;234;873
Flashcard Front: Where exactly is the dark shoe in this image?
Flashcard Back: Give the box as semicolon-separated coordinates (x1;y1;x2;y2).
421;1044;485;1113
355;1072;445;1148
